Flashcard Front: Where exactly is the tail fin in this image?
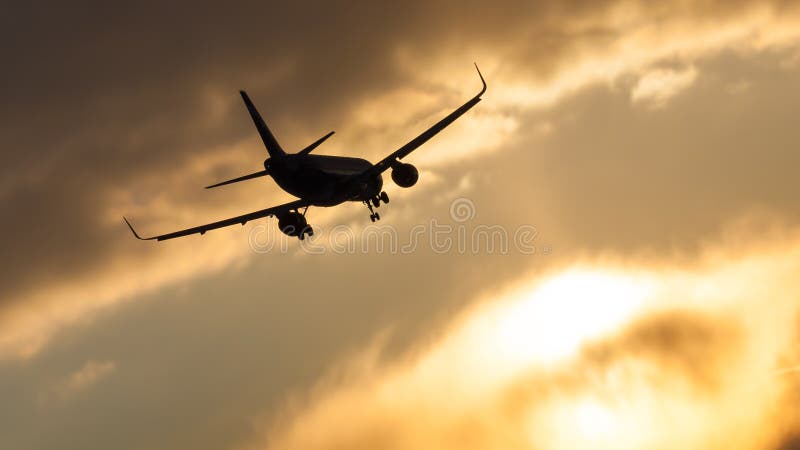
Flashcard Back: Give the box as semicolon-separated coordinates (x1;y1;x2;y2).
240;91;286;157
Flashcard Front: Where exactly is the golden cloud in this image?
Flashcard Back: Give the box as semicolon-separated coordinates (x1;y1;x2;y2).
243;229;800;450
631;66;699;108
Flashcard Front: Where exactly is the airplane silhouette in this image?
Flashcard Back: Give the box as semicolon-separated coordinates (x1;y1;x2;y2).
125;64;486;241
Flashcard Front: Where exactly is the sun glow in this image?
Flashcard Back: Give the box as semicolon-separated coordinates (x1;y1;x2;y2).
463;269;653;376
574;400;618;437
258;243;800;450
498;271;651;363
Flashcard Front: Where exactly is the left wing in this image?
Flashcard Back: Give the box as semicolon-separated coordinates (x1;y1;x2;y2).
365;64;486;177
124;199;309;241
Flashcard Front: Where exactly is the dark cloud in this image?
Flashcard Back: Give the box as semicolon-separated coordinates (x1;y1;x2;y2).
0;1;415;306
777;435;800;450
496;310;741;420
1;0;552;309
581;310;741;390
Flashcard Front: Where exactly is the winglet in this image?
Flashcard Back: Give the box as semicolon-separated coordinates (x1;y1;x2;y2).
474;63;487;97
123;217;154;241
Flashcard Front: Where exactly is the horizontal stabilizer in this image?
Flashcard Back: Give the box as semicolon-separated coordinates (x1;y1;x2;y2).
297;131;335;155
205;170;269;189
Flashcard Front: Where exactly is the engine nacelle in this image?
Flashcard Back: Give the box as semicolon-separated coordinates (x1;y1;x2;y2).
391;163;419;188
277;212;311;237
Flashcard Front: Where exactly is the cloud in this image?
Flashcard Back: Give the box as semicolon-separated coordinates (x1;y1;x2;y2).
62;360;117;393
631;66;699;108
1;3;800;450
241;231;800;450
581;310;741;391
40;360;117;404
0;0;799;369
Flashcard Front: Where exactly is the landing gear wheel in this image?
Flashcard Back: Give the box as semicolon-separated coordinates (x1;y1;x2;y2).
380;191;389;204
298;233;305;241
365;200;379;221
374;212;380;221
372;197;380;208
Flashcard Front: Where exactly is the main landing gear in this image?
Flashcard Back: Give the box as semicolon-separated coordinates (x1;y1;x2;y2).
297;206;313;241
365;191;390;222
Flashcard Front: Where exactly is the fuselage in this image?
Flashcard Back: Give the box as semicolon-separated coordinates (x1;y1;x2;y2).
266;154;383;206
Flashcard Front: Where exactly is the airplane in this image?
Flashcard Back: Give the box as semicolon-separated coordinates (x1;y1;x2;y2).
124;64;486;242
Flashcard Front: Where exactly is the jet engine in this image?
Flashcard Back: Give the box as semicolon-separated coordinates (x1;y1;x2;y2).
277;212;313;239
391;163;419;188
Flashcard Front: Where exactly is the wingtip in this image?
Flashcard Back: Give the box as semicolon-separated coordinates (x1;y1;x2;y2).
123;216;148;240
473;63;487;96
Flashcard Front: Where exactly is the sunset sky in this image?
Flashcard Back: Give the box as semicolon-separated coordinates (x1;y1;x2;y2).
2;1;800;449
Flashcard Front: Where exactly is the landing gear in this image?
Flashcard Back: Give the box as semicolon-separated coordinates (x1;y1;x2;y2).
371;191;390;207
365;192;390;222
365;200;381;222
298;227;314;240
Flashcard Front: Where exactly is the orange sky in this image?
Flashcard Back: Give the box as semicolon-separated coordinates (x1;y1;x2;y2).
1;1;800;449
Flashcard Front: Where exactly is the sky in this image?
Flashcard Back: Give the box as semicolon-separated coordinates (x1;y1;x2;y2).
2;1;800;449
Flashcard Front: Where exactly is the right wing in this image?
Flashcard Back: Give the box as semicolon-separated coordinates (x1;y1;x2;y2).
124;199;309;241
365;64;486;177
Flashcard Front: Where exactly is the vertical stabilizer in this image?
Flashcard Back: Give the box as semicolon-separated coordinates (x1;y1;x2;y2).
240;91;286;157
